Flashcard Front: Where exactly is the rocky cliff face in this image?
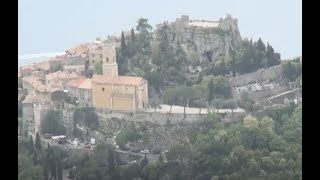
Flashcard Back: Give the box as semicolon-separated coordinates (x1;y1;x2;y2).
152;14;242;63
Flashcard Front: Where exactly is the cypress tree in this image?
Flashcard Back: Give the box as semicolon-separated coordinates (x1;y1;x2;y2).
29;135;34;154
57;160;63;180
35;132;42;152
131;27;135;42
208;79;215;103
108;148;115;172
121;31;126;49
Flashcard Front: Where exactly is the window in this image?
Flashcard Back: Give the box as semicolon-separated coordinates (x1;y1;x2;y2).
102;88;105;91
106;57;109;62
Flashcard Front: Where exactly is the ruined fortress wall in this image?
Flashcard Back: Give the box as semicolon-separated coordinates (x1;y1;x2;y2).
248;86;288;102
98;112;203;126
229;65;282;87
97;111;245;131
154;15;242;63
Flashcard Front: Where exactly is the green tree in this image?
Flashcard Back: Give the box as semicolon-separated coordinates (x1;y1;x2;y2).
144;71;163;92
131;27;136;42
136;18;153;33
122;164;141;180
41;110;66;135
158;153;164;164
85;68;94;78
57;160;63;180
121;30;126;50
142;164;158;180
208;79;214;103
29;135;34;154
18;165;43;180
94;62;103;75
141;154;149;167
75;159;103;180
161;88;178;112
166;144;189;166
35;132;41;152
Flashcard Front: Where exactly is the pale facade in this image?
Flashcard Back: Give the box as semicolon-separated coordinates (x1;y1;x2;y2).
88;48;103;66
102;45;118;76
66;78;92;107
91;75;148;112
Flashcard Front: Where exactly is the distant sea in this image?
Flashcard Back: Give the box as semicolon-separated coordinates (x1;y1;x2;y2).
18;52;65;67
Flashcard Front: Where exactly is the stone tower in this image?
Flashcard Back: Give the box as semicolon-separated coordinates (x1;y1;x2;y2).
102;44;118;76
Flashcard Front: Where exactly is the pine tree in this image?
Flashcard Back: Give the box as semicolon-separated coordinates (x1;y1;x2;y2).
131;27;135;41
121;31;126;49
107;148;115;172
35;132;42;152
208;79;215;103
57;160;63;180
158;153;164;164
29;135;34;154
140;154;148;167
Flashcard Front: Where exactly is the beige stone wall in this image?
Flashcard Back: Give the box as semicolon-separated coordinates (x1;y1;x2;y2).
22;103;34;122
112;96;133;112
141;82;148;108
92;82;112;109
64;65;85;74
88;52;103;65
136;82;148;109
103;63;118;76
78;89;92;107
92;82;138;111
102;46;117;64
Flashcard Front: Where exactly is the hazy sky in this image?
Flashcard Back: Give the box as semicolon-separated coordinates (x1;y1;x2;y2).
18;0;301;59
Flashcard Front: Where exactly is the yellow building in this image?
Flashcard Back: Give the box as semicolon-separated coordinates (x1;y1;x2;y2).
91;44;148;112
91;75;148;112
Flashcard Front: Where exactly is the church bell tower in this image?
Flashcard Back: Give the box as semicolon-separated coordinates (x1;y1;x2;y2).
102;44;118;76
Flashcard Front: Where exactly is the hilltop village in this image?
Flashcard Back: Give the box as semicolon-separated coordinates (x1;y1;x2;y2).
18;15;302;180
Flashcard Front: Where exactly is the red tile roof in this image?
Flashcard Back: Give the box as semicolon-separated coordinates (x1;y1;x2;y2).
66;77;86;88
92;75;145;86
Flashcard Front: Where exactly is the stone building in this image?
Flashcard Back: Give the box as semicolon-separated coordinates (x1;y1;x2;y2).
88;47;103;66
21;92;52;134
90;43;148;112
33;98;53;134
45;70;83;90
63;56;87;75
77;79;92;107
91;75;148;112
102;45;118;76
66;77;92;107
21;75;48;94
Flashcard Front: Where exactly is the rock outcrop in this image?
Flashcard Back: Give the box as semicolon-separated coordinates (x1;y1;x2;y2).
152;14;242;63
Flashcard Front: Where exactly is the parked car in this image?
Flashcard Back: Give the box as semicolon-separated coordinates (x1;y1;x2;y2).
141;150;150;154
130;147;140;153
151;147;162;154
128;160;137;165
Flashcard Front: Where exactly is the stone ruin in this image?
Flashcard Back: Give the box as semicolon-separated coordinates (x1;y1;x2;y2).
153;14;242;63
